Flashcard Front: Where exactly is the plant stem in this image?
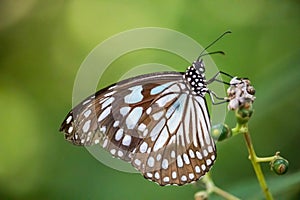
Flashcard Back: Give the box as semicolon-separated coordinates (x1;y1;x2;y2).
213;186;240;200
199;173;240;200
243;130;274;200
255;156;276;163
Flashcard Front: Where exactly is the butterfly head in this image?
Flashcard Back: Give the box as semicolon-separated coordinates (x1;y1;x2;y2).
193;59;206;74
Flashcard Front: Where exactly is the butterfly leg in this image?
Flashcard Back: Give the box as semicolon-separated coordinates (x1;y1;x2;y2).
206;71;234;85
207;90;229;105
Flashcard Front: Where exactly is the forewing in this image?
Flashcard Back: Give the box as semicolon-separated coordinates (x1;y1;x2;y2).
59;72;184;161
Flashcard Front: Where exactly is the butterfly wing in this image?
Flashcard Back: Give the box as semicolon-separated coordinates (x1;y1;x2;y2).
59;71;216;185
130;81;216;185
60;72;184;160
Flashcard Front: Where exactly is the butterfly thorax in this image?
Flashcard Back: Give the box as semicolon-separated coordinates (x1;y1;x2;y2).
183;59;207;97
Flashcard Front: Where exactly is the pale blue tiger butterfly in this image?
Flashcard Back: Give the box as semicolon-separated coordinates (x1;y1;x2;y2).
59;31;232;186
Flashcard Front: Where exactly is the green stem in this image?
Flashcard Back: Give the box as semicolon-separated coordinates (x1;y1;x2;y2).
256;156;277;163
213;186;240;200
199;173;241;200
243;130;274;200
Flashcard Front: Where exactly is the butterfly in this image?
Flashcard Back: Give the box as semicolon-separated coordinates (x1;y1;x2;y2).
59;31;231;186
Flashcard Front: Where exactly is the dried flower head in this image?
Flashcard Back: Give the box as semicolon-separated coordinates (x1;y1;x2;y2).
226;77;256;110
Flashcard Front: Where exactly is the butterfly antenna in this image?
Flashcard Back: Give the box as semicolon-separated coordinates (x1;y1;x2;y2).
197;30;232;61
200;50;225;57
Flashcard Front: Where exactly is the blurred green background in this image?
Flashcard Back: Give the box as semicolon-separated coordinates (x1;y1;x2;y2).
1;1;300;199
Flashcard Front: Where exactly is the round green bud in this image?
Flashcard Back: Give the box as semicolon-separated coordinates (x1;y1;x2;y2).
211;123;232;142
235;102;254;124
271;158;289;175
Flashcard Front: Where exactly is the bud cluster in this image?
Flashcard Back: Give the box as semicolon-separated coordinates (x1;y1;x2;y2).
226;77;256;110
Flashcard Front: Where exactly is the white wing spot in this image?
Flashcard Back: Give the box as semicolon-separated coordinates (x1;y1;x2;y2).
152;111;164;121
195;165;201;173
201;164;206;171
120;106;130;116
189;149;195;158
113;120;120;128
163;176;170;183
108;85;116;90
115;129;123;141
101;97;115;109
150;118;166;141
146;172;153;178
139;142;148;153
203;150;208;157
146;107;152;115
82;99;91;105
181;175;187;181
206;159;212;166
110;149;116;155
100;126;106;133
153;127;169;152
134;159;141;166
156;153;162;161
162;159;169;169
156;94;178;107
147;156;155;167
99;97;108;104
126;107;143;129
167;96;185;133
82;120;91;133
172;171;177;179
138;123;146;132
118;150;124;157
124;85;143;104
154;172;160;179
196;151;202;159
122;134;131;146
104;91;116;97
162;84;181;94
98;106;111;122
143;129;148;137
83;110;92;118
150;82;173;95
102;139;107;147
68;126;73;133
211;155;216;160
177;155;183;168
66;116;72;124
171;150;175;158
95;139;100;145
183;153;190;165
208;145;213;153
189;173;195;180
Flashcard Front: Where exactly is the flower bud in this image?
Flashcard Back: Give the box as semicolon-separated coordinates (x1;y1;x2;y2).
211;123;232;142
235;102;254;124
271;158;289;175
